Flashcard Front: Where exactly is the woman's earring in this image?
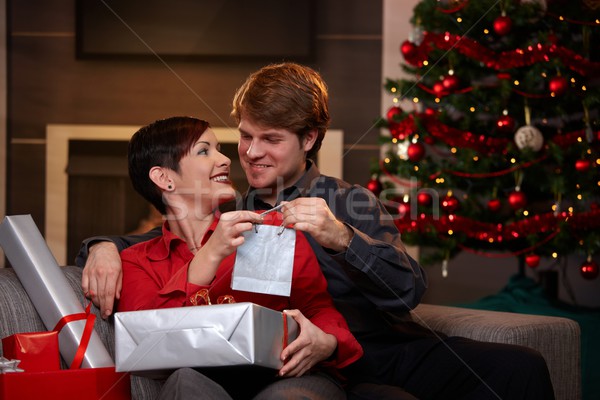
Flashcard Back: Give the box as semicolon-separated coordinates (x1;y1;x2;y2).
168;184;173;190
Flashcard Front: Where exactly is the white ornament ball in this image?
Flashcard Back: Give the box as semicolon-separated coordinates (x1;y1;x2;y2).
514;125;544;152
396;139;411;160
409;26;424;46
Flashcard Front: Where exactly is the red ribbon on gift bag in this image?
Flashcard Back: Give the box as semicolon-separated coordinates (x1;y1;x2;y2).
52;302;96;369
282;314;289;350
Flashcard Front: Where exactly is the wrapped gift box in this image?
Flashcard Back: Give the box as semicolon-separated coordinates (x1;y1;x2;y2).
0;215;114;368
0;367;130;400
2;332;60;372
115;302;299;373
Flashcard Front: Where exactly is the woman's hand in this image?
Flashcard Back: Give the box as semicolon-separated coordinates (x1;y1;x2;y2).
206;210;263;259
278;309;338;377
188;211;262;285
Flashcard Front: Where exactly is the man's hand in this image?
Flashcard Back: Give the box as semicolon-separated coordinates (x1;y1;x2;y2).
81;241;122;319
281;198;353;252
278;309;337;377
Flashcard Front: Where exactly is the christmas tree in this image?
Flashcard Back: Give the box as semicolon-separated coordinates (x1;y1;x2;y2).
373;0;600;279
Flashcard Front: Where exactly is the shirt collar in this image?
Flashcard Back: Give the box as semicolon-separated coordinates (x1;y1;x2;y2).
245;159;321;210
148;216;220;261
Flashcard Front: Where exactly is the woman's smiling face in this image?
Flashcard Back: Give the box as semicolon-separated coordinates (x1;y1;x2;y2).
173;129;235;212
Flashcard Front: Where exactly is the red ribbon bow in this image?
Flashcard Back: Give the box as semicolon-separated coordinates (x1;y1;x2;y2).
52;302;96;369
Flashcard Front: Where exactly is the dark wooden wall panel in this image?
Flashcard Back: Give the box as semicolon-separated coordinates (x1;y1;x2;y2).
10;0;74;32
7;143;45;224
7;0;383;242
318;38;382;184
316;1;382;35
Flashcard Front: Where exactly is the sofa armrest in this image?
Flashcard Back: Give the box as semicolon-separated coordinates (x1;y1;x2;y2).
411;303;581;400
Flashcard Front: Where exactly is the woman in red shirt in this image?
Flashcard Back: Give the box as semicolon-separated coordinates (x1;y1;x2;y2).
119;116;362;400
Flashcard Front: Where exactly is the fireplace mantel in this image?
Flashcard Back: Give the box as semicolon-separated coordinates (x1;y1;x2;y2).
46;124;343;265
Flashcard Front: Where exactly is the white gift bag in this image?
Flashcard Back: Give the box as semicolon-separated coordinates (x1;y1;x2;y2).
231;225;295;297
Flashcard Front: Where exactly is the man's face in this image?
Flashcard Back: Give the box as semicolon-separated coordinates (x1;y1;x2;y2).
237;117;316;196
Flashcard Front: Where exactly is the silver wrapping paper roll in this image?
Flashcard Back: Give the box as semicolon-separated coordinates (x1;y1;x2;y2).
0;215;114;368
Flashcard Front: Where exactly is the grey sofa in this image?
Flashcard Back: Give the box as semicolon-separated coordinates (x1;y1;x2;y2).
0;266;580;400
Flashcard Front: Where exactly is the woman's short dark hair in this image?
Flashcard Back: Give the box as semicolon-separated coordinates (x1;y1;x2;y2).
231;62;330;161
128;116;210;215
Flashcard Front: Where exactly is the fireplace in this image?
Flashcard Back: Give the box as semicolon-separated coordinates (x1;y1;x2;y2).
46;124;343;265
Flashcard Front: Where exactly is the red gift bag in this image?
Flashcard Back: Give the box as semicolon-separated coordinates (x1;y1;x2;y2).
2;331;60;372
0;367;130;400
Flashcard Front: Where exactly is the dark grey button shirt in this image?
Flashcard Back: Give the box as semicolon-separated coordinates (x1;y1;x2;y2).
240;161;427;334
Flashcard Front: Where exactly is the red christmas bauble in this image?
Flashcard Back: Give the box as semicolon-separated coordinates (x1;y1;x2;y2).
367;178;383;196
575;159;591;172
525;254;541;268
508;191;527;210
433;82;445;96
407;142;426;162
496;115;516;135
580;260;599;280
487;198;502;212
493;15;512;35
441;194;460;214
417;192;433;207
549;75;568;96
442;75;460;91
400;40;418;59
386;106;402;122
397;202;411;218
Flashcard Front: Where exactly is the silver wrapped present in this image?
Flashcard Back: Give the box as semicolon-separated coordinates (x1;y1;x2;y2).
114;302;299;373
0;215;114;368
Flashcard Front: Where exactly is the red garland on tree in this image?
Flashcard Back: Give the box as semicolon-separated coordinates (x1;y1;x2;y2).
388;122;405;140
401;31;600;76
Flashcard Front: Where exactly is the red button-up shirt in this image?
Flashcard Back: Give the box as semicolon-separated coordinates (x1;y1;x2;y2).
118;213;362;369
